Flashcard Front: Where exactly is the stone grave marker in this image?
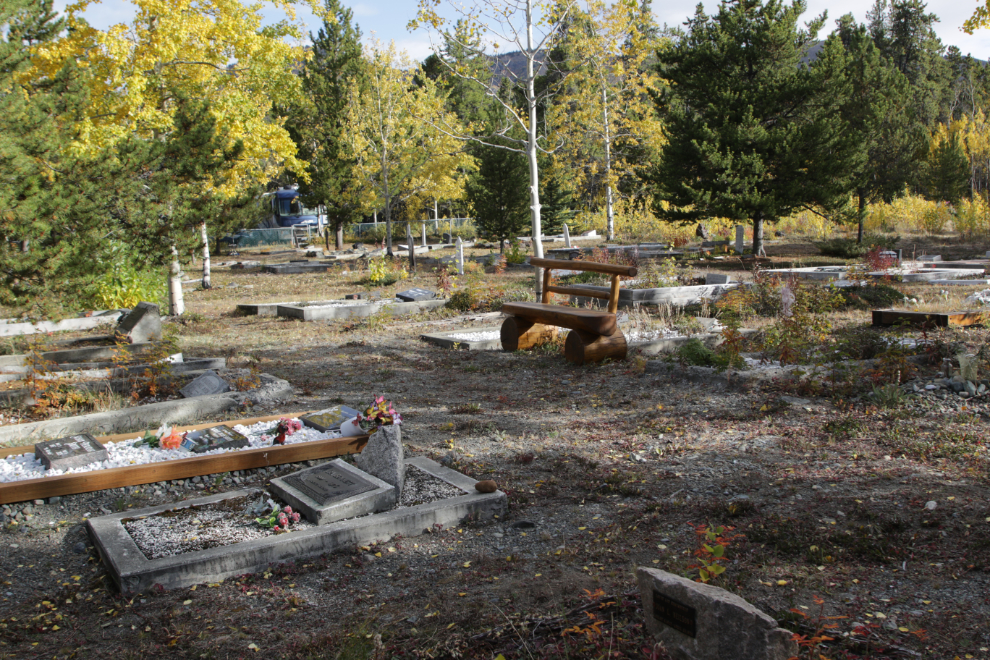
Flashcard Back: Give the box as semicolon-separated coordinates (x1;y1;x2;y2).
179;370;231;398
638;568;796;660
301;405;360;432
563;223;571;248
705;273;732;285
442;232;452;244
396;288;436;302
734;225;744;254
180;425;249;453
456;237;464;275
421;223;428;248
356;425;404;497
115;301;162;344
35;433;108;471
270;459;396;524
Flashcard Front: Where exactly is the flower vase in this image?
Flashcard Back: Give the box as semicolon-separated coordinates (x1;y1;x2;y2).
340;417;363;437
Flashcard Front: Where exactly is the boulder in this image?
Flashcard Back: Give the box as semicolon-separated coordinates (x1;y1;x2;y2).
115;302;162;343
355;425;404;497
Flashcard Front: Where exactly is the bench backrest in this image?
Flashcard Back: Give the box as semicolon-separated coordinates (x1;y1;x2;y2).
530;257;638;315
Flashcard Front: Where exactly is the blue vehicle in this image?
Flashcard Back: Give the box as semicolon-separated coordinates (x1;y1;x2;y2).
260;186;325;229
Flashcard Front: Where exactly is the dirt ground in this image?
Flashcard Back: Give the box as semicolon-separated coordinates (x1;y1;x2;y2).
1;238;990;659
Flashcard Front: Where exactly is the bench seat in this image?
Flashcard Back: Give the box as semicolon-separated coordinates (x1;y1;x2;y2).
501;302;618;336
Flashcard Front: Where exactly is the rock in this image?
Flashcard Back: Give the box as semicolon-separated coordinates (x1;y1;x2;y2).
115;301;162;343
925;500;937;511
779;395;811;406
965;381;978;396
72;542;87;554
355;425;404;497
511;520;537;529
638;567;797;660
475;480;497;493
695;224;709;240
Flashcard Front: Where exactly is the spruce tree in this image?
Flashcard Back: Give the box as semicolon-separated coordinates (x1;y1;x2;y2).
835;16;921;243
288;0;366;250
647;0;861;255
466;138;531;252
920;135;970;204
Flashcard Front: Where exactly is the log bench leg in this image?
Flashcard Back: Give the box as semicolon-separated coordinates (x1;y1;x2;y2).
500;316;558;351
564;328;627;365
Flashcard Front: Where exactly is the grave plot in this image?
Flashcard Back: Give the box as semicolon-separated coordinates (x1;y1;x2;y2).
235;300;302;316
567;282;739;308
420;327;504;351
88;456;505;593
261;262;332;274
275;297;446;321
0;413;368;503
765;265;986;282
0;309;124;338
871;309;987;328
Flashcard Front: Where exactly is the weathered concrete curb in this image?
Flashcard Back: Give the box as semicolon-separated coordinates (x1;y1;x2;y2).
236;301;301;316
89;456;506;593
631;330;758;356
0;373;292;444
262;263;332;274
420;327;503;351
0;342;155;369
276;298;446;322
568;283;738;308
271;458;395;525
0;311;124;338
0;358;226;382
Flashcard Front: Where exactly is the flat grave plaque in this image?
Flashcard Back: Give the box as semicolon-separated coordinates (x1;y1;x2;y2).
180;426;250;453
395;287;435;302
35;433;108;471
652;588;697;638
284;463;376;506
179;370;231;398
301;406;359;432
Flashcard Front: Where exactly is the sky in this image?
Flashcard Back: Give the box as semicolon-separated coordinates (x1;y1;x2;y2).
51;0;990;62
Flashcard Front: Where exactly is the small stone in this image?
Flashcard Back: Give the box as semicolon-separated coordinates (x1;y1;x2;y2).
33;499;44;506
925;501;937;511
475;480;497;493
72;542;87;554
362;553;376;563
511;520;537;529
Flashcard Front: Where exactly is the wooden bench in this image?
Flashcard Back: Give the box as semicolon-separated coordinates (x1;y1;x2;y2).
500;257;638;365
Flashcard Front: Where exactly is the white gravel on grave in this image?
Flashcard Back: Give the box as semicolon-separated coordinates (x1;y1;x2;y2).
125;466;466;559
625;328;684;342
446;330;501;342
0;419;341;484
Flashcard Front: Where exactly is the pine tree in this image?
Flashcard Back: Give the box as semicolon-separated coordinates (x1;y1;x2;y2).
288;0;367;250
466;138;530;251
920;134;970;204
647;0;861;255
835;16;921;243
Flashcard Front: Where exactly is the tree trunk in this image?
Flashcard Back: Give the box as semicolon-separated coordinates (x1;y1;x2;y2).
857;190;866;244
752;213;765;257
525;0;544;297
603;85;615;241
200;222;211;289
168;244;185;316
406;222;416;272
383;160;393;256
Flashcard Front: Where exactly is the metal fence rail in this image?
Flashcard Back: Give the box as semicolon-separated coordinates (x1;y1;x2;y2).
347;218;473;238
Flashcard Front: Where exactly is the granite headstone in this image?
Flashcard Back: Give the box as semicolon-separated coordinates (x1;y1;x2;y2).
180;425;249;453
395;288;436;302
355;425;404;497
35;433;108;471
301;405;360;432
115;302;162;344
179;370;231;398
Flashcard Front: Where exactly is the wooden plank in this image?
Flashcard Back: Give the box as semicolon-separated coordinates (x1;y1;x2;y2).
530;257;637;277
608;274;621;315
0;434;369;504
502;302;617;335
541;268;553;304
544;285;611;300
872;309;987;328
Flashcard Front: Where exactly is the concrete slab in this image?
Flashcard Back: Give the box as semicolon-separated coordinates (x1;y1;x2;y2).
928;279;990;286
236;301;301;316
631;329;758;355
0;310;123;338
276;298;446;321
0;373;292;445
271;459;395;525
420;327;503;350
567;283;739;307
261;263;331;274
88;457;505;593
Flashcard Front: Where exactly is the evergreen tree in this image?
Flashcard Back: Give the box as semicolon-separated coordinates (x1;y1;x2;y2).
466;138;530;251
835;16;920;243
920;134;970;204
647;0;861;255
288;0;366;250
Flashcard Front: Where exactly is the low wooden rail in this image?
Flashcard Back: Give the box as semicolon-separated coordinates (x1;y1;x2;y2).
0;413;369;504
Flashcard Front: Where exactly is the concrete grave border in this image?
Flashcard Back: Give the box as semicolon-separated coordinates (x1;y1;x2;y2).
236;301;302;316
420;327;503;351
276;298;446;321
0;310;124;338
567;283;739;308
88;456;505;593
270;458;395;525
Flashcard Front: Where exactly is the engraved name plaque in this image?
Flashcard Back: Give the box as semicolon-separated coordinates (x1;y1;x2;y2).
652;589;697;638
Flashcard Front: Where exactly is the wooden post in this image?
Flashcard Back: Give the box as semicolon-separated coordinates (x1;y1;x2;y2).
541;268;554;303
406;223;417;271
607;274;621;314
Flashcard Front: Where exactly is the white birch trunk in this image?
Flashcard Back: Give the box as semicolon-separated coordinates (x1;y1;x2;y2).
168;244;185;316
525;0;544;297
603;85;615;241
200;222;211;290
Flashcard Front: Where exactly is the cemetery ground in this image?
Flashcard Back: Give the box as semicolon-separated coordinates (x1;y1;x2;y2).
2;239;990;659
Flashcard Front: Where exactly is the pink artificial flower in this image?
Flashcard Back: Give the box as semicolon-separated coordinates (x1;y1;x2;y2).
291;512;301;523
284;506;293;514
160;430;183;450
273;525;281;532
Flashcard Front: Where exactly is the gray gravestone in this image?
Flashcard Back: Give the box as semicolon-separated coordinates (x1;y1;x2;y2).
270;458;396;525
180;425;249;453
563;223;571;248
35;433;108;471
456;237;464;275
442;232;452;244
705;273;732;285
422;223;428;248
396;288;436;302
734;225;744;254
638;568;796;660
179;370;231;398
115;302;162;344
355;425;404;497
301;405;360;432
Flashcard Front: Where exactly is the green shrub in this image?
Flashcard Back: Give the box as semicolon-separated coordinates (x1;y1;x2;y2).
92;246;165;309
814;235;899;259
837;284;904;310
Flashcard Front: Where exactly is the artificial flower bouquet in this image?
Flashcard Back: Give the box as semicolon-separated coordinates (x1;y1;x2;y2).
263;417;302;445
133;423;184;450
356;396;402;432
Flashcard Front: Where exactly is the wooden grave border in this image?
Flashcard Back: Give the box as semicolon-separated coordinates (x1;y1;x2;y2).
0;412;369;504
